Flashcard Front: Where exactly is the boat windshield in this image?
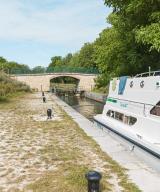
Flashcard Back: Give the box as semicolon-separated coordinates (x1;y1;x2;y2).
150;101;160;117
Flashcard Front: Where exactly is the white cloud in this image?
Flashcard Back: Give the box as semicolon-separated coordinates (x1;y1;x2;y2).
0;0;110;45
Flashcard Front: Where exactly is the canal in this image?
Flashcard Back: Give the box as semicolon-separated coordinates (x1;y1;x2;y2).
58;95;104;121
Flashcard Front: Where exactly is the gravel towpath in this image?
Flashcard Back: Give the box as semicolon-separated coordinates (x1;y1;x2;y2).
0;93;139;192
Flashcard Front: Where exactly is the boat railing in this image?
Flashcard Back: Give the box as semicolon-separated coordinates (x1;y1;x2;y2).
111;70;160;80
135;70;160;78
109;97;160;117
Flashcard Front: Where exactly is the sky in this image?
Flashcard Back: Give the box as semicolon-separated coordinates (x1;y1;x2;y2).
0;0;111;68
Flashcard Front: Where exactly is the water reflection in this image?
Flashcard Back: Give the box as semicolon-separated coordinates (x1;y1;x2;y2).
58;95;104;121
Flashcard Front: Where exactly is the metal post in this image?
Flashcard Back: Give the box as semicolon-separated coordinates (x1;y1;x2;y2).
85;171;102;192
43;96;46;103
143;103;146;116
149;66;151;76
47;109;52;119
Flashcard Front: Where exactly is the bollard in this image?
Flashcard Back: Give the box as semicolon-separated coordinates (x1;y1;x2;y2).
85;171;102;192
43;96;46;103
42;91;45;96
47;109;52;119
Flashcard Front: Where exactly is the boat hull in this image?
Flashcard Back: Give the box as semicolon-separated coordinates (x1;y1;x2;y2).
94;116;160;172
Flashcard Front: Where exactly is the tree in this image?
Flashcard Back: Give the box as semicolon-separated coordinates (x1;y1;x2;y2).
78;43;97;68
32;66;46;74
62;53;73;66
135;12;160;52
0;57;7;64
69;53;80;67
0;57;31;74
49;56;63;68
6;62;31;74
104;0;160;52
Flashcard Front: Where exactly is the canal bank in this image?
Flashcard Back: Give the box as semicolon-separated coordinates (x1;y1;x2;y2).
52;94;160;192
85;92;107;103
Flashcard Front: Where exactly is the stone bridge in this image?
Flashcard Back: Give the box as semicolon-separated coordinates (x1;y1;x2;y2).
12;73;97;91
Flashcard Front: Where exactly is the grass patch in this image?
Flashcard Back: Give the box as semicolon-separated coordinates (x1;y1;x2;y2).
0;72;31;103
27;165;89;192
0;96;8;102
26;112;141;192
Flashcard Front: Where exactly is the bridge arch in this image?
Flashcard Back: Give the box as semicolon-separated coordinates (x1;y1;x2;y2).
49;74;80;82
49;75;80;92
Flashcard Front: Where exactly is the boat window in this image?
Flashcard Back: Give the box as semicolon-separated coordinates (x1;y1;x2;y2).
129;116;137;125
106;110;114;118
123;115;137;125
106;110;137;125
115;112;124;122
123;116;129;124
154;71;160;76
150;101;160;116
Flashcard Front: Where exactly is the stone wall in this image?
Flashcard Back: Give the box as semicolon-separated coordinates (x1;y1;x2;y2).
85;91;107;103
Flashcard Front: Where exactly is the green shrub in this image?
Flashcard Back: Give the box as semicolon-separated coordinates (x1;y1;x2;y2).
0;72;31;100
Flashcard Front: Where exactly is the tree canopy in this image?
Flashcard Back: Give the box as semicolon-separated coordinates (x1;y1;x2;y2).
0;57;45;74
0;58;31;74
32;66;46;74
49;56;63;68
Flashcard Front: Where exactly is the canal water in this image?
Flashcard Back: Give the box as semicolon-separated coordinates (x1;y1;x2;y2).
58;95;104;121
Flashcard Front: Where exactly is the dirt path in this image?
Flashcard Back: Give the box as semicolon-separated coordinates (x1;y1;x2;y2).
0;93;140;192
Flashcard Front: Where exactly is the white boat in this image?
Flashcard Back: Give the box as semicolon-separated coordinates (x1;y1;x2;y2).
94;71;160;168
